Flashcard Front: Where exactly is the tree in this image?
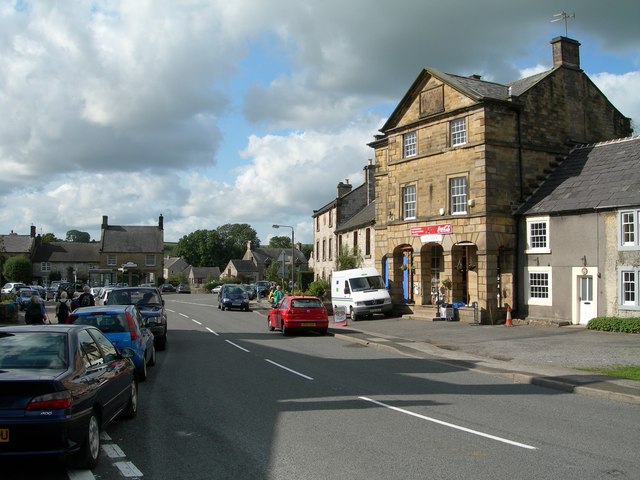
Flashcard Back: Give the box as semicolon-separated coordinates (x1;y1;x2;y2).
337;246;362;271
269;236;292;249
2;255;32;283
217;224;260;261
175;229;223;267
41;233;59;243
66;230;91;242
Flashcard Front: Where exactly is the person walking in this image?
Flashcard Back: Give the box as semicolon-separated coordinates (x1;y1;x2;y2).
272;285;284;306
25;295;48;324
78;285;95;307
56;291;71;324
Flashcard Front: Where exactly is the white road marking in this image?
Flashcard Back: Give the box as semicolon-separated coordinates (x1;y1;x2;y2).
206;327;219;335
179;313;189;318
114;461;144;477
102;443;126;458
225;340;250;352
192;319;202;325
359;396;537;450
265;359;314;380
67;470;95;480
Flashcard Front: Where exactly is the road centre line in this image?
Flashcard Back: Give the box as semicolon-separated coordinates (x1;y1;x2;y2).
206;327;219;335
359;396;537;450
265;359;314;380
225;340;250;352
191;319;202;325
179;313;189;318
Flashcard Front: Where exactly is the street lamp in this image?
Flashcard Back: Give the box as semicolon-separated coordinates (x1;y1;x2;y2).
272;224;294;292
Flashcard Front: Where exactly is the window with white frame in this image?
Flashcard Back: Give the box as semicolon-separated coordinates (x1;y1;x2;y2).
403;131;417;158
526;216;550;254
450;118;466;146
107;255;117;266
145;255;156;267
41;262;51;272
526;267;552;306
449;177;467;215
621;270;636;306
403;184;416;220
619;210;639;248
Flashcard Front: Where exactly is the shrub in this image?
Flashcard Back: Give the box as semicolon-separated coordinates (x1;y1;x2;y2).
306;279;330;299
587;317;640;334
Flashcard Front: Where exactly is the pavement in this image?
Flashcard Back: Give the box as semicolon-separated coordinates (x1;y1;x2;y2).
30;298;640;406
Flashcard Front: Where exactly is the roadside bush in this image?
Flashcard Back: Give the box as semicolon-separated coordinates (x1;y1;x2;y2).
587;317;640;334
306;279;330;299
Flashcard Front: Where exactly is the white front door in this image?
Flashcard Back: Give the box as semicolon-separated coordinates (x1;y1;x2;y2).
579;276;595;325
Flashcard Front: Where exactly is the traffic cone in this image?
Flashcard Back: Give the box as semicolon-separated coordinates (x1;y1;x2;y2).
505;305;513;327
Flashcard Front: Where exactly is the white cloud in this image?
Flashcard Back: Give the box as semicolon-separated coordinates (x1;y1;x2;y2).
591;71;640;131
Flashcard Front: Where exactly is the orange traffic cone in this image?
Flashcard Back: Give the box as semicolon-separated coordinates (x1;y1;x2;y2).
505;305;513;327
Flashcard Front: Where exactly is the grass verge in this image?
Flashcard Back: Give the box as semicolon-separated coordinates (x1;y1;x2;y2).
578;365;640;382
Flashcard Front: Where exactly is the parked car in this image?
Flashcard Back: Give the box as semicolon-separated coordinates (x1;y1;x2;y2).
211;285;221;294
268;295;329;335
255;280;271;298
1;282;26;295
70;304;156;381
103;287;168;350
240;284;257;300
46;281;61;300
16;287;37;310
160;283;176;293
0;324;138;469
217;284;250;311
176;284;191;294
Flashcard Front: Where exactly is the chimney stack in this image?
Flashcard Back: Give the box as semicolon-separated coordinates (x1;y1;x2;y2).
337;179;352;198
102;216;108;230
551;36;580;70
364;160;375;205
30;225;36;238
158;214;164;230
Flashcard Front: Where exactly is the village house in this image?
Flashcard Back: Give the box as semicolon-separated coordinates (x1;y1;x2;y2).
368;36;632;323
311;162;376;280
517;136;640;325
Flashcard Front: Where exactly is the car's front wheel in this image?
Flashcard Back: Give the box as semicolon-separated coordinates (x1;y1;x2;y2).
268;317;275;331
122;380;138;419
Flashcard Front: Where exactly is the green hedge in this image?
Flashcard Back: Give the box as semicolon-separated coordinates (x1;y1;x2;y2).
587;317;640;334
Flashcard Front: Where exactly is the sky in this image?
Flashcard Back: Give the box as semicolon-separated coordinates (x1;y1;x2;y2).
1;0;639;246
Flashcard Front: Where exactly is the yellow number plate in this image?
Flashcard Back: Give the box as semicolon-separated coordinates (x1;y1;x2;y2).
300;323;315;327
0;428;9;443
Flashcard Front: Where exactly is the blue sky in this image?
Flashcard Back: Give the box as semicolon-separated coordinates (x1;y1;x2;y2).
1;0;639;245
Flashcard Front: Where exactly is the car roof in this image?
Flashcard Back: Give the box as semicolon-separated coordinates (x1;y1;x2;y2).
72;305;132;314
0;324;97;333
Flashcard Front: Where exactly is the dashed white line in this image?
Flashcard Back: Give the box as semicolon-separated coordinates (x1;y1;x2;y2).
359;396;537;450
225;340;250;352
179;313;189;318
102;443;126;458
192;319;202;325
265;359;314;380
206;327;219;335
114;461;144;477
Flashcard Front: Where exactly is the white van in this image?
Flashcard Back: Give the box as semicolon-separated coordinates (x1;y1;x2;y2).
330;268;392;321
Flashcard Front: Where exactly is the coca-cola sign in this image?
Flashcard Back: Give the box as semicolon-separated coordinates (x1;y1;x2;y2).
410;224;453;236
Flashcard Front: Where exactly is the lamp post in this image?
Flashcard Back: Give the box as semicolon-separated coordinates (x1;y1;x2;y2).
272;224;294;292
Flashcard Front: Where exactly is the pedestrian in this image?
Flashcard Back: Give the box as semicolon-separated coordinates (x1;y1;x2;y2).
25;295;48;324
56;291;71;324
272;285;284;305
78;285;95;307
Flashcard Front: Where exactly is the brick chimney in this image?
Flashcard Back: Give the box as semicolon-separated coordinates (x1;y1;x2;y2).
102;215;108;230
30;225;36;238
337;179;352;198
551;36;581;70
364;159;376;205
158;214;164;230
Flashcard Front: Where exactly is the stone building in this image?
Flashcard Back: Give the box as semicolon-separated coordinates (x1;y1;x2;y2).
312;162;376;280
368;37;632;323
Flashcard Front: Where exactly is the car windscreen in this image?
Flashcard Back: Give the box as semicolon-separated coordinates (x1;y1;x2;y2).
110;289;161;306
72;313;129;333
0;332;68;369
349;275;385;291
290;298;323;308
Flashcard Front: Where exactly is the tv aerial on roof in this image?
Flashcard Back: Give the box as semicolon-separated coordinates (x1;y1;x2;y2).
551;11;575;37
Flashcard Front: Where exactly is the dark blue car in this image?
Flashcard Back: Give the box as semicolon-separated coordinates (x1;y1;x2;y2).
0;324;137;469
217;284;250;311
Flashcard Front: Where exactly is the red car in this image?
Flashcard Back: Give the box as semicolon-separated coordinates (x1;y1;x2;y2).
268;296;329;336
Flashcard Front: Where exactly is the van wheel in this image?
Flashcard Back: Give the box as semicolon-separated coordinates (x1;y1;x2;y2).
350;309;358;321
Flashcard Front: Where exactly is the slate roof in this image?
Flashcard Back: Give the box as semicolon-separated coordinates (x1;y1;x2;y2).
33;242;101;262
188;266;221;279
101;225;163;253
0;233;35;255
518;136;640;215
228;259;259;273
335;200;375;233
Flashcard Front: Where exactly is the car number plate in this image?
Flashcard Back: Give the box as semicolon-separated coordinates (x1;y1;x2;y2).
232;302;241;306
370;308;382;313
300;322;316;327
0;428;9;443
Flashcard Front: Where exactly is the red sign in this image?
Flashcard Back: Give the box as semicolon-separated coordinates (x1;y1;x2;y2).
410;224;452;236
